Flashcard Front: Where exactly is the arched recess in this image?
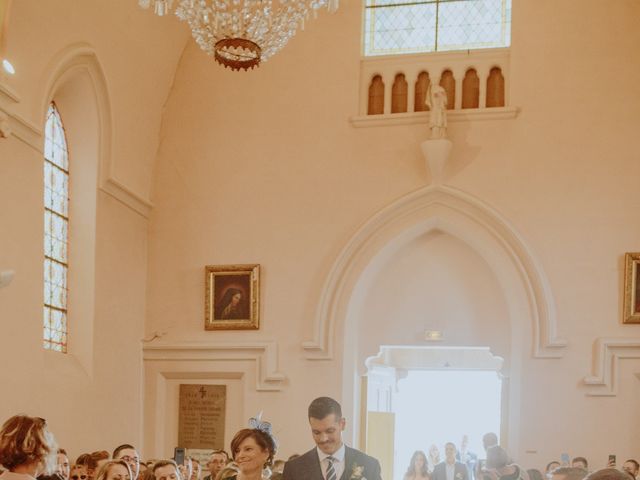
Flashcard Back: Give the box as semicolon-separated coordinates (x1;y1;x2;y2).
37;43;110;376
39;43;151;217
303;185;566;361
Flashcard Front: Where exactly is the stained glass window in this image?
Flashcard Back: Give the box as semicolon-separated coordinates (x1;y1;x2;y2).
364;0;511;57
43;103;69;353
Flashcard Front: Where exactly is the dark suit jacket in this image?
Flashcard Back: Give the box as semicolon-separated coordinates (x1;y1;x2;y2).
432;462;469;480
283;446;382;480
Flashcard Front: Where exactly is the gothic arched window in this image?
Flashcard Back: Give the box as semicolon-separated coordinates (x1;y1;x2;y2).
43;102;69;353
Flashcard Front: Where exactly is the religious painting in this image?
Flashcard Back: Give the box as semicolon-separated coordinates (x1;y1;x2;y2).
205;264;259;330
623;253;640;324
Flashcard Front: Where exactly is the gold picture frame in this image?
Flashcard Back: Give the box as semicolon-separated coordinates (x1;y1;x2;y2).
623;253;640;324
205;264;260;330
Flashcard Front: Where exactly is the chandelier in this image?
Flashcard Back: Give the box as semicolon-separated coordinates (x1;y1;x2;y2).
139;0;339;71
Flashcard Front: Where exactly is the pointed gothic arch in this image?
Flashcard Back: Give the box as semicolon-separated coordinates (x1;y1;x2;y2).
304;185;567;361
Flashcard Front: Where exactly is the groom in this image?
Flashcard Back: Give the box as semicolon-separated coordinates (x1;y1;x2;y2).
283;396;382;480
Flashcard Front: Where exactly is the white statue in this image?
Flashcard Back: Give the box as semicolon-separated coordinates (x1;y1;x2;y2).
426;83;448;139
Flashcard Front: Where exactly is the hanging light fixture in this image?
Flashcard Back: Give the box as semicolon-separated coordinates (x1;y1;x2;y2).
139;0;338;71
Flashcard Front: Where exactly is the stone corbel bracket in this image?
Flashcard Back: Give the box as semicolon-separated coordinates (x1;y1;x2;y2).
583;337;640;396
142;341;286;391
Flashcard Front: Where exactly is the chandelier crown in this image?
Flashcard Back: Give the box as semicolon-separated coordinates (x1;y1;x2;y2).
139;0;339;71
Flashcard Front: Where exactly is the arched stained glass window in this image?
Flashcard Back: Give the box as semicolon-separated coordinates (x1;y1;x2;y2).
43;103;69;353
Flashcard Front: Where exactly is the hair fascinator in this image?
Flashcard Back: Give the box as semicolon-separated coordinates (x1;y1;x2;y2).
248;412;273;435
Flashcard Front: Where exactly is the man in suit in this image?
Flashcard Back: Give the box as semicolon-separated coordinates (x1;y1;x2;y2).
433;443;469;480
283;396;382;480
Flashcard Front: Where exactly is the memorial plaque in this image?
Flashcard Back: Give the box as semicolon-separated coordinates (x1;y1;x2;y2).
178;384;226;449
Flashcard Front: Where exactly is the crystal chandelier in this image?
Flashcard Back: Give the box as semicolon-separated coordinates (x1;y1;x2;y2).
139;0;339;71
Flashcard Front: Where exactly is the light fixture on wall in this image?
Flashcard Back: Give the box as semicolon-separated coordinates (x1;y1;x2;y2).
1;59;14;75
139;0;339;71
424;329;443;341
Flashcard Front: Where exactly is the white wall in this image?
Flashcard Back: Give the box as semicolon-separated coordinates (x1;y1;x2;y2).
145;0;640;470
1;0;639;473
0;0;187;460
354;231;511;365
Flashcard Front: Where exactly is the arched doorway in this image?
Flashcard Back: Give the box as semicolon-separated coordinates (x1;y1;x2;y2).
362;346;506;480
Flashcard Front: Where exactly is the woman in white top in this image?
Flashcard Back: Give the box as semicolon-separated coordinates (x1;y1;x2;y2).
0;415;58;480
405;451;431;480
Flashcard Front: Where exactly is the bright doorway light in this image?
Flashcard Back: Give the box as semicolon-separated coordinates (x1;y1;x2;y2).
393;370;502;480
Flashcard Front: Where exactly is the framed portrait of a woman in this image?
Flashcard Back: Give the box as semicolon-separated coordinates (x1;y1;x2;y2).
623;253;640;324
205;264;260;330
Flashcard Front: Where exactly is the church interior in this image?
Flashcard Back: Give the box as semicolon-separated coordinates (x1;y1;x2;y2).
0;0;639;476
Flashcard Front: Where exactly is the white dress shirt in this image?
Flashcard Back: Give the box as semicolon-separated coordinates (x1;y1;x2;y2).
317;444;346;480
446;462;456;480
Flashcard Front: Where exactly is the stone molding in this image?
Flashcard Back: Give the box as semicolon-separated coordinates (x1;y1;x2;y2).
583;337;640;396
305;184;567;360
142;341;286;391
0;82;42;149
350;106;519;128
1;43;153;217
366;345;504;372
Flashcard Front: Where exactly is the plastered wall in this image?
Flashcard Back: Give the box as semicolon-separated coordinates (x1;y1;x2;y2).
1;0;639;474
0;0;187;459
145;0;640;469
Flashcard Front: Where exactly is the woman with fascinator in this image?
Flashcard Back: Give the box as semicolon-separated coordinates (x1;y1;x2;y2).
227;415;277;480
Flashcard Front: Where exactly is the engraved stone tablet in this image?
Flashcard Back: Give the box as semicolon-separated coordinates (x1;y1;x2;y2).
178;384;226;449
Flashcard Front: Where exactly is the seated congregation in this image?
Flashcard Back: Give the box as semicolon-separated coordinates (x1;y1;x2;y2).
0;400;636;480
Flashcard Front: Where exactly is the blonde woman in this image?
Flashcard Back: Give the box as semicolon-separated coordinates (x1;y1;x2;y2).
94;461;132;480
0;415;58;479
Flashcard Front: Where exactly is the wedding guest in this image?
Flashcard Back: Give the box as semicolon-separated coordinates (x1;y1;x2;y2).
405;451;430;480
622;461;639;479
138;467;154;480
228;420;277;480
551;468;588;480
214;467;237;480
204;451;229;480
528;470;544;480
572;460;588;471
0;415;58;479
458;436;478;480
57;450;71;480
75;455;98;480
178;458;192;480
112;446;140;480
69;465;89;480
584;470;630;480
152;461;180;480
94;461;132;480
433;443;468;480
282;397;382;480
429;446;441;474
271;461;285;475
546;463;561;478
190;459;201;480
479;446;529;480
91;453;110;474
482;434;498;453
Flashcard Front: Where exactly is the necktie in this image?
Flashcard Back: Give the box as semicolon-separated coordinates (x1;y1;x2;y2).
326;456;337;480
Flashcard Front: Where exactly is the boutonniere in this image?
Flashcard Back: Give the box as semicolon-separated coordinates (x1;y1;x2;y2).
350;463;367;480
